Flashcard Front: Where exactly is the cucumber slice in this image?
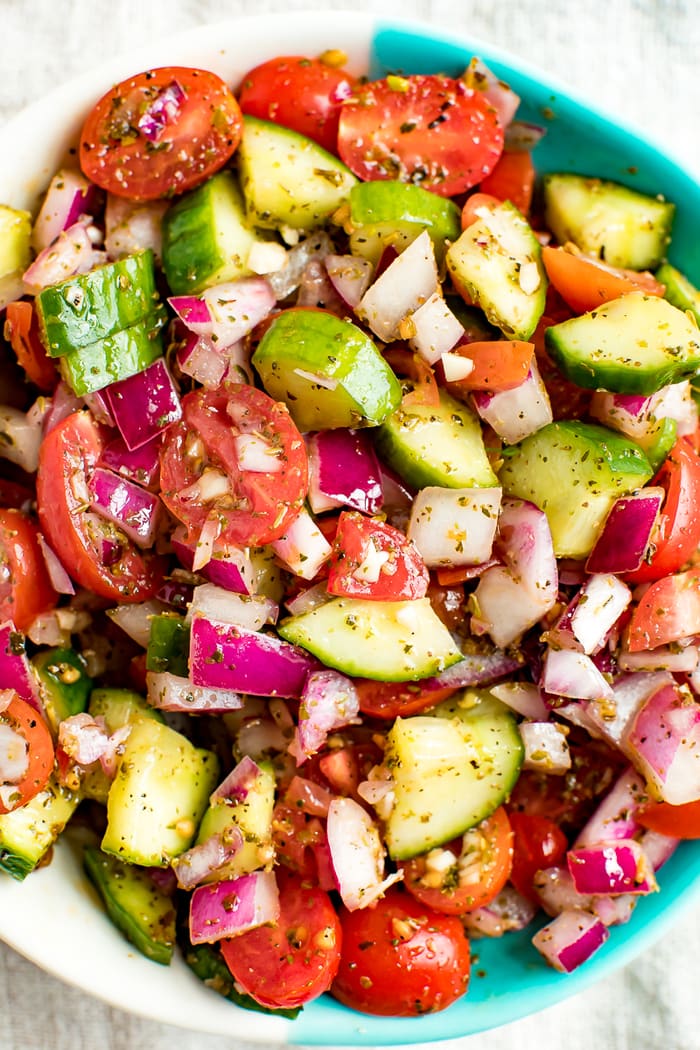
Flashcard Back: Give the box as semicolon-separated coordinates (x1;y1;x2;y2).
446;199;546;340
545;292;700;395
88;687;165;733
543;173;674;271
348;181;460;264
383;691;523;860
83;846;176;965
376;386;497;489
32;647;92;733
102;719;218;866
59;311;165;396
499;420;653;558
195;761;275;880
162;171;262;295
0;205;31;303
238;116;356;231
252;308;401;431
0;778;79;880
278;596;463;682
656;261;700;325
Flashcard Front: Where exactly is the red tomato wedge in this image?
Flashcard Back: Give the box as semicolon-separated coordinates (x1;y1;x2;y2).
479;150;536;214
628;566;700;652
238;55;354;154
3;302;57;392
541;246;666;315
0;508;58;632
220;869;341;1010
326;511;429;601
36;411;165;602
508;812;568;902
337;75;504;198
355;679;458;719
442;340;534;394
331;886;471;1016
0;696;54;814
80;67;243;200
460;192;502;231
160;384;308;548
638;799;700;839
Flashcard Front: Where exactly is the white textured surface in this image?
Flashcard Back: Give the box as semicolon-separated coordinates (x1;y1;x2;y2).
1;1;700;1048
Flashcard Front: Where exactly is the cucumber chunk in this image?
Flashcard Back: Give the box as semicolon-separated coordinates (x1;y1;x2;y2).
252;308;401;431
348;181;460;264
656;261;700;325
59;312;165;396
84;846;176;965
499;420;653;558
446;199;546;339
195;761;275;880
376;386;497;489
238;116;356;231
0;205;31;304
32;647;92;733
545;292;700;395
383;691;523;860
146;614;190;677
543;173;674;271
102;719;218;866
88;687;165;732
0;778;79;880
278;596;463;682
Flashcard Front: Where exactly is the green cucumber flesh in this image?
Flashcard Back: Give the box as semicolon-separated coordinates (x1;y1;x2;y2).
88;687;164;733
32;647;92;733
59;311;165;396
656;261;700;326
349;181;460;264
0;205;31;279
195;761;275;880
146;615;190;677
0;778;79;880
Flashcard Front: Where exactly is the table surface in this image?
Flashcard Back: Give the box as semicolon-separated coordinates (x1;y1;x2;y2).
1;1;700;1048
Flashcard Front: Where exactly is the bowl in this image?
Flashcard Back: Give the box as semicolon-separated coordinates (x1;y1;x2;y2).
1;10;700;1046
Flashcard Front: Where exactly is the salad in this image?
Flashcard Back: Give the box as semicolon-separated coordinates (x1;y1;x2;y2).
0;45;699;1022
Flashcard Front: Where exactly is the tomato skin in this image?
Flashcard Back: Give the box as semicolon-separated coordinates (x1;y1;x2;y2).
460;192;501;231
441;340;534;395
542;245;666;315
0;508;58;632
401;808;513;915
4;301;57;392
36;411;165;602
238;56;354;154
331;887;471;1016
160;384;308;548
426;579;465;633
508;812;568;903
638;799;700;839
479;150;536;215
626;439;700;584
355;679;457;719
220;870;341;1010
271;801;326;879
0;696;54;814
80;67;243;201
326;511;429;601
628;566;700;651
338;75;503;198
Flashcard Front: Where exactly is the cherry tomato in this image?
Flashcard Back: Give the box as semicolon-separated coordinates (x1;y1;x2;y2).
541;245;666;315
441;340;535;395
638;799;700;839
36;411;165;602
460;192;501;231
426;579;466;633
80;67;243;201
220;869;341;1010
326;511;429;601
0;508;58;632
331;887;471;1016
0;696;54;814
508;812;568;902
0;479;33;511
271;801;326;879
626;439;700;584
4;301;57;392
627;566;700;651
479;150;536;215
401;807;513;915
238;55;354;154
316;739;384;803
160;384;308;548
355;679;457;719
337;75;503;198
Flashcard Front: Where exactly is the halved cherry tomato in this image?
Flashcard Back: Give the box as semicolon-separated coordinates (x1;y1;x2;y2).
541;245;666;315
479;150;536;215
4;302;57;392
316;739;384;803
460;191;502;231
0;479;33;510
160;384;308;548
426;579;466;633
400;807;513;915
238;55;354;154
508;812;568;902
331;886;471;1016
326;511;429;601
435;563;496;586
80;67;243;200
220;869;341;1010
637;799;700;839
0;696;54;814
0;508;58;632
271;801;326;879
441;340;534;395
626;439;700;584
355;678;457;720
36;411;165;602
627;566;700;651
338;75;503;198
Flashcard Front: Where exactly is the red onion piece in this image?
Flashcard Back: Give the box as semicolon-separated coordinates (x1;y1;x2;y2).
567;839;657;895
267;232;334;300
541;648;614;702
189;617;320;698
188;584;277;632
105;195;168;263
285;581;331;617
169;296;211;331
586;489;664;575
201;546;251;595
107;599;166;648
326;797;403;910
307;430;384;516
379;463;414;513
32;169;102;253
624;682;700;804
100;432;161;490
504;120;546;151
0;623;40;709
585;671;673;751
408;292;465;365
146;671;245;713
42;382;84;435
296;259;347;315
58;712;113;767
106;359;182;451
172;827;244;891
428;648;524;690
177;332;229;389
37;534;74;595
520;721;571;773
532;909;609;973
290;669;360;764
0;723;28;784
189;870;280;945
533;867;636;927
0;405;43;474
82;389;115;427
211;755;264;804
574;767;647;847
324;253;372;308
357;231;438;342
489;681;549;720
639;828;679;872
568;574;632;654
462;886;537;938
407;486;501;568
173;278;275;347
137;79;186;141
618;644;699;673
464;57;521;128
472;359;552;445
23;221;103;292
89;467;162;548
270;508;332;581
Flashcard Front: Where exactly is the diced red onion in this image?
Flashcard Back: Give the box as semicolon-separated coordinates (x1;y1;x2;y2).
407;486;501;568
189;616;319;698
541;648;614;702
567;574;632;655
137;79;186;141
0;404;43;473
520;721;571;773
618;644;699;673
89;467;162;548
325;253;372;308
100;433;161;490
290;669;360;764
285;775;335;817
189;871;280;945
106;599;167;648
504;120;546;151
462;886;537;938
267;232;334;300
171;278;275;348
592;893;637;927
532;909;609;973
234;432;284;474
296;259;347;315
172;827;244;891
575;767;647;847
407;292;465;365
146;671;245;713
356;231;439;342
624;682;700;804
37;534;74;595
211;755;265;804
533;867;636;927
105;195;168;263
307;429;383;516
586;488;664;575
81;389;115;427
428;648;523;689
58;712;111;767
592;383;698;444
188;584;278;632
23;221;102;292
285;581;331;617
490;681;549;719
32;169;102;253
585;671;673;751
0;623;40;709
201;545;250;595
567;839;657;895
270;508;332;581
247;241;289;276
652;380;698;437
639;828;679;872
0;690;14;715
42;382;83;435
464;56;520;128
106;359;182;451
472;359;552;445
0;723;28;784
326;797;403;910
177;332;229;389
